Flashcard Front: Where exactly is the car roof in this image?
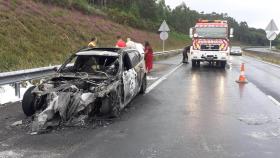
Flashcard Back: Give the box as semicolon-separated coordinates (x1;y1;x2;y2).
76;48;121;57
76;50;120;57
75;47;140;57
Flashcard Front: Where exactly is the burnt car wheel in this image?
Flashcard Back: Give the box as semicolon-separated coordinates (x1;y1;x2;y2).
22;86;36;116
140;74;147;94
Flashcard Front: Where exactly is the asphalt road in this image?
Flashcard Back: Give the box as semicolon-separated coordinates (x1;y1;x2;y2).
1;54;280;158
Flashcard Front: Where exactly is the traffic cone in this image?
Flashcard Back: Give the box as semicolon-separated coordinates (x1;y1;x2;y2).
236;63;248;83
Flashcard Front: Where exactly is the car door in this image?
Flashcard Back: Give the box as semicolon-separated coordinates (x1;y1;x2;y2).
130;50;145;92
122;51;139;105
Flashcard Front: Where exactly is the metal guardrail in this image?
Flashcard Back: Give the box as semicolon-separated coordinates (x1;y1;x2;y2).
242;47;280;54
153;49;182;56
0;49;182;97
0;65;59;97
0;65;58;86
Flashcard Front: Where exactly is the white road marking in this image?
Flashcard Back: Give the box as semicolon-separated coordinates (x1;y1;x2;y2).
267;95;280;107
146;76;159;81
249;82;280;108
145;63;183;94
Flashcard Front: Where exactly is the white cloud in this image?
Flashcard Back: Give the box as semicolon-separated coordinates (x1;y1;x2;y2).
165;0;280;29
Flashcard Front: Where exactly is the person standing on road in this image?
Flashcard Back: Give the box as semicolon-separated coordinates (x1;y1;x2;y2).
182;45;190;63
144;41;153;73
88;37;98;48
126;38;136;48
126;37;145;55
115;35;126;48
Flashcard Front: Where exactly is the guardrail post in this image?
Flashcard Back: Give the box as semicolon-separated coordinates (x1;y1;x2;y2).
15;82;20;98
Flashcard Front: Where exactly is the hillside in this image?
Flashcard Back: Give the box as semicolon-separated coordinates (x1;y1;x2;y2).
0;0;189;72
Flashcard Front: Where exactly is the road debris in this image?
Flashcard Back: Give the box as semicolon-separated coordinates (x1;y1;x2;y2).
11;120;23;126
0;150;23;158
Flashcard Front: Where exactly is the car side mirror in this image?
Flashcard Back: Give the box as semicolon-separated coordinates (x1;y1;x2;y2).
230;28;234;38
53;67;59;72
189;28;193;38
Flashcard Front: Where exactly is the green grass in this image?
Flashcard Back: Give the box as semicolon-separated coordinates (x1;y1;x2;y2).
0;1;189;72
244;51;280;66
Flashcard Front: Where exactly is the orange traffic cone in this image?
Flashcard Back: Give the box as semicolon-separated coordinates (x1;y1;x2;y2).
236;63;248;83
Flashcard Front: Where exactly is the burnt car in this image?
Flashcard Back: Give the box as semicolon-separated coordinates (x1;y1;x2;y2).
22;47;147;132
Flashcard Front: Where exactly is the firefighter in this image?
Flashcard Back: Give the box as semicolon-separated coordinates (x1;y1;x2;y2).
182;45;190;63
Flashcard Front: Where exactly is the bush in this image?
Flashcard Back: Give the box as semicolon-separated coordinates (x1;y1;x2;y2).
107;9;138;27
34;0;160;32
106;8;160;31
36;0;95;14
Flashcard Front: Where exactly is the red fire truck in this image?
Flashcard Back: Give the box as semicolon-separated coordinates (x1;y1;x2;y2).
188;20;234;68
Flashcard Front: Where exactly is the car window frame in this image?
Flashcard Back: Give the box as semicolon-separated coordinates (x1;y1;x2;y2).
122;51;133;71
127;50;141;68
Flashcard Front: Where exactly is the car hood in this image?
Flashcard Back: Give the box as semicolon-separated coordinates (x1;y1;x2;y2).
34;75;115;96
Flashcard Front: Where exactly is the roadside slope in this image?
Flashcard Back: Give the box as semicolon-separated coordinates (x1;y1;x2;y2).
0;0;189;72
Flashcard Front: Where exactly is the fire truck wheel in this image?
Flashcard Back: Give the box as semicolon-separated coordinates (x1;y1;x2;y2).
192;61;196;67
196;61;200;66
221;61;226;68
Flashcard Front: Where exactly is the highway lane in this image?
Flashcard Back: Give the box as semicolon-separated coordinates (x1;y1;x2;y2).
1;55;280;157
230;55;280;102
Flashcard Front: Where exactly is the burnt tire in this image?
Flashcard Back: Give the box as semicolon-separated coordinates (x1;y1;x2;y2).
22;86;36;116
140;74;147;94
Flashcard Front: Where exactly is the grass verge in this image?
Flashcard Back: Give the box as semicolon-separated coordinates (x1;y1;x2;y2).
243;51;280;65
0;1;190;72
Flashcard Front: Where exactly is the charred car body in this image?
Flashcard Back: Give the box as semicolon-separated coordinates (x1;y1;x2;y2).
22;48;147;132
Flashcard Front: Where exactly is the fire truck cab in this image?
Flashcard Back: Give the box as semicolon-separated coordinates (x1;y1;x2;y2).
189;20;234;68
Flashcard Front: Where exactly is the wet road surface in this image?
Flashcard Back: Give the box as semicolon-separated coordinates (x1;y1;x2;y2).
231;55;280;101
1;55;280;158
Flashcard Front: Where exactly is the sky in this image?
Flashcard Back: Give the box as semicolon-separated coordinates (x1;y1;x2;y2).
165;0;279;30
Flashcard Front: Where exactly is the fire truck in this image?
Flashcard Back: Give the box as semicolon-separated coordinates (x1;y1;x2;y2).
188;20;234;68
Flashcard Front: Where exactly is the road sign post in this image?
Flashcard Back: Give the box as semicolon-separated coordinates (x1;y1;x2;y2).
158;20;170;53
266;31;277;50
160;32;168;52
265;19;279;51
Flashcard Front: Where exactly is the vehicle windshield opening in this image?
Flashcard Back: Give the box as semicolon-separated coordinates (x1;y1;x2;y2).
60;55;119;76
